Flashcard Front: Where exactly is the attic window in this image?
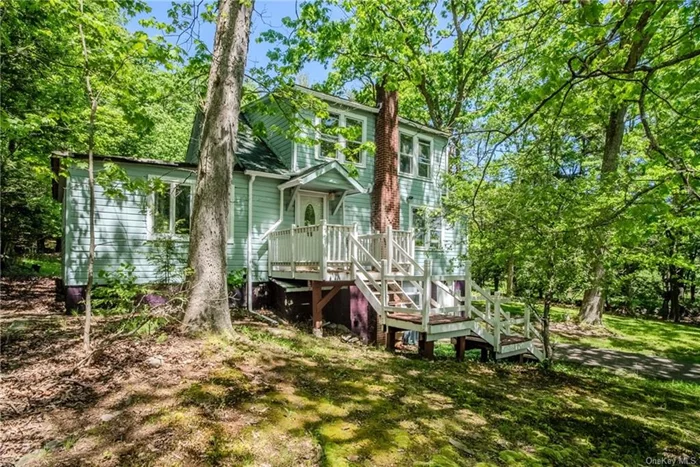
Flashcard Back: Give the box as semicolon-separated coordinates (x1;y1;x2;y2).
315;112;366;167
399;133;432;179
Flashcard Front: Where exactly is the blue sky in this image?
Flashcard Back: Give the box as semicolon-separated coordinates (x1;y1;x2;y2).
127;1;331;84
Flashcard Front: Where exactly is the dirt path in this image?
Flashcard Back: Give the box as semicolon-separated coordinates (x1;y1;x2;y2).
555;343;700;382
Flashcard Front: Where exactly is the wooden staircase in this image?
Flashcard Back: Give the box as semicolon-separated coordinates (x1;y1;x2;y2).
348;228;545;362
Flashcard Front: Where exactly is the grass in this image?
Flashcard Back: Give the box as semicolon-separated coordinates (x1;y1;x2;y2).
30;317;700;466
88;326;700;465
3;253;61;278
498;302;700;365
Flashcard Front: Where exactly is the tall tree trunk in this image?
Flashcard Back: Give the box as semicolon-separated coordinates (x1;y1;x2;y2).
578;4;656;325
371;81;400;233
542;293;552;361
183;0;254;334
506;256;515;297
78;0;97;353
669;265;682;323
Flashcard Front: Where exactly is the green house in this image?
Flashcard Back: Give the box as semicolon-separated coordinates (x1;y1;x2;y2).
55;87;544;361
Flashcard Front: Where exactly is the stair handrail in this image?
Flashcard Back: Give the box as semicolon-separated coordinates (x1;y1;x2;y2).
349;234;381;272
392;240;424;275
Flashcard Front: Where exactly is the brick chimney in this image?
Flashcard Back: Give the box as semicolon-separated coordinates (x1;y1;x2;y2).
371;83;400;233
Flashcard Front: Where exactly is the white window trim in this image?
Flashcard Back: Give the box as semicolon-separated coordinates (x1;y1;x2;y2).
146;176;195;240
399;132;433;180
146;177;236;243
408;204;444;251
295;189;329;226
314;111;368;168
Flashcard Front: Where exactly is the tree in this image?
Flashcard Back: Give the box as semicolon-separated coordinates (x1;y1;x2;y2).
182;0;255;334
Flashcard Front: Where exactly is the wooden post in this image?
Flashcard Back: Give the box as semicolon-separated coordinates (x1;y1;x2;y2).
386;326;397;352
493;292;501;353
290;224;296;279
419;333;434;360
464;260;472;318
312;281;322;337
485;287;491;320
320;219;328;281
409;228;416;275
350;223;358;279
524;306;531;338
380;259;388;310
455;336;466;362
422;259;432;331
386;224;393;272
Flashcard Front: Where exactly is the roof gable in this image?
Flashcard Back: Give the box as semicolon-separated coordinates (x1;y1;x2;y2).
185;111;289;175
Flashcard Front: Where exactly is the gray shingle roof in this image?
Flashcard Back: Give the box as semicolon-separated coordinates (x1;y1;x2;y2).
185;111;289;175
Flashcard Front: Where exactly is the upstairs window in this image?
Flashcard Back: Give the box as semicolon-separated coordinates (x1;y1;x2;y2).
316;112;366;167
400;134;413;174
410;206;443;250
399;133;432;179
152;182;193;236
319;113;340;160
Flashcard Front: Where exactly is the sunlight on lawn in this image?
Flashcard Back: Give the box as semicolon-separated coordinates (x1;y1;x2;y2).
500;302;700;365
154;326;700;466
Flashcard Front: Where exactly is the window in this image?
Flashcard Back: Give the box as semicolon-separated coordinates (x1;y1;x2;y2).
400;134;414;174
399;133;432;178
316;112;366;166
410;206;442;249
418;139;431;178
152;182;193;237
344;117;364;164
319;113;340;159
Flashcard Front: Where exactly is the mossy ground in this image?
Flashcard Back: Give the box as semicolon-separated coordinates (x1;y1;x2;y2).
40;322;698;466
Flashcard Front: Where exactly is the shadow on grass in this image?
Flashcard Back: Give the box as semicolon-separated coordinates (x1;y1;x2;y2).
39;323;700;467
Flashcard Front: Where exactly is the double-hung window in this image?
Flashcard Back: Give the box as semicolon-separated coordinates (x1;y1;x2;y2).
410;206;443;250
399;133;432;179
316;112;366;166
152;181;193;237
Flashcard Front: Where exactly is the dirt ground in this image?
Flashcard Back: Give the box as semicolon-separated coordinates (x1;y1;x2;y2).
0;278;227;465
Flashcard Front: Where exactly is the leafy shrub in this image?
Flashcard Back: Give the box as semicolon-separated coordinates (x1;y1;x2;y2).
93;263;145;315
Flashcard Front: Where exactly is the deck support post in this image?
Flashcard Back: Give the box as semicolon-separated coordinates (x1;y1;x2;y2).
455;336;466;362
312;281;323;337
480;348;489;362
418;333;434;360
386;326;397;352
311;281;344;338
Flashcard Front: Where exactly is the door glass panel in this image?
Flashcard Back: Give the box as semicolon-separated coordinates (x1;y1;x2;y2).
304;203;316;226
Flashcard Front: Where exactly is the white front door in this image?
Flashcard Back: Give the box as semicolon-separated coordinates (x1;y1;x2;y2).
297;192;326;226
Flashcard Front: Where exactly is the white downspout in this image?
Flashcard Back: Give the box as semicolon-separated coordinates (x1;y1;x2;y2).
247;174;256;311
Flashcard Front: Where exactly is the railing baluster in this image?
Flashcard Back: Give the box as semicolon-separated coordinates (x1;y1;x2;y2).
464;260;472;318
422;259;432;331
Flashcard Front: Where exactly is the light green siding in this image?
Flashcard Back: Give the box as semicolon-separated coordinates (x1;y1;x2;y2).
63;162;286;286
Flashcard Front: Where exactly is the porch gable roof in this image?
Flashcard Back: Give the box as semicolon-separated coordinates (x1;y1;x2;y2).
278;160;365;194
